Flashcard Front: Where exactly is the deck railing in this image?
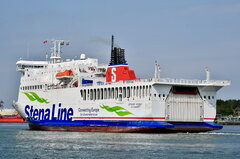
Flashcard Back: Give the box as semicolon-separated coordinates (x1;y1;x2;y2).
80;78;230;87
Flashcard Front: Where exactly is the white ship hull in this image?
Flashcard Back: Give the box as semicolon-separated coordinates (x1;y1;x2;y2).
14;80;226;132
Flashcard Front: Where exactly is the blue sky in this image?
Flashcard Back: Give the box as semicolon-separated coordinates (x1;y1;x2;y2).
0;0;240;108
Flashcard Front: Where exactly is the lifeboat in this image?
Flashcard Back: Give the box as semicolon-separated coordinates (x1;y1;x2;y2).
56;70;73;79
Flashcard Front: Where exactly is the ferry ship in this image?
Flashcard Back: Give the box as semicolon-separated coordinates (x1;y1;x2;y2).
0;109;26;123
13;36;230;132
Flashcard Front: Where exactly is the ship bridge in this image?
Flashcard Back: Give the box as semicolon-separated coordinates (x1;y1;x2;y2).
16;60;48;72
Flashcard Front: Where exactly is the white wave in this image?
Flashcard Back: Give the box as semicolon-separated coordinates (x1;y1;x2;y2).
197;132;240;136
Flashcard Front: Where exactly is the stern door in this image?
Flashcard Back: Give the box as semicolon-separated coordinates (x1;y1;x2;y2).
166;93;204;122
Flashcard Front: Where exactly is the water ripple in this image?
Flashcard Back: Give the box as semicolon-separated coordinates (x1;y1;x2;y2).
1;124;240;159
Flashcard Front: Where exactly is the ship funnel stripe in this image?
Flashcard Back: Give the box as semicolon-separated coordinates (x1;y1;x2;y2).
100;105;133;116
23;92;49;104
108;63;128;67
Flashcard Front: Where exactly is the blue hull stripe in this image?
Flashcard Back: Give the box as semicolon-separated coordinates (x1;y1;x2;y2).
29;120;174;128
169;122;223;129
28;119;223;129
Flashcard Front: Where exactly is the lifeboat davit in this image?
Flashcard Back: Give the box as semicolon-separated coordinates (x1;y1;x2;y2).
56;70;73;79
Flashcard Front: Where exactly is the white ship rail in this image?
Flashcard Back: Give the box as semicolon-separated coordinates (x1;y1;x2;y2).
80;78;230;87
45;77;230;90
138;78;230;86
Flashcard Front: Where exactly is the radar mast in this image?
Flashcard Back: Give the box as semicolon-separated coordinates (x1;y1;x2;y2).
50;39;69;63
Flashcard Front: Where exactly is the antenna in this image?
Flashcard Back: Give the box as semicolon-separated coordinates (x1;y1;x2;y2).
154;61;161;79
154;61;157;79
205;67;210;81
110;35;114;64
45;52;48;61
157;64;161;79
111;35;114;53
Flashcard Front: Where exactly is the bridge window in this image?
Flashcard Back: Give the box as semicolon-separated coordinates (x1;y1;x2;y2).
136;86;139;97
112;88;114;99
145;86;148;96
149;85;152;95
123;87;126;98
90;89;93;100
115;87;118;99
97;89;100;100
133;86;136;97
127;87;130;98
108;88;111;99
104;88;107;99
83;90;86;100
80;90;83;98
94;89;96;101
101;88;103;100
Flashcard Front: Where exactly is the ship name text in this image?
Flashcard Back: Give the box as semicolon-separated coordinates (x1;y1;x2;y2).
25;103;74;121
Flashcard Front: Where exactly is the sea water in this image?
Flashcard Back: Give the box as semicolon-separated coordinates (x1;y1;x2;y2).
0;123;240;159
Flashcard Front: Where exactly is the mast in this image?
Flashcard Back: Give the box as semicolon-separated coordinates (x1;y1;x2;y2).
205;67;210;81
111;35;114;53
110;35;115;65
154;61;161;79
50;39;69;63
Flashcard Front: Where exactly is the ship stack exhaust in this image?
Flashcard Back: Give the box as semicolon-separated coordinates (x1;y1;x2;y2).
106;35;137;83
110;35;127;65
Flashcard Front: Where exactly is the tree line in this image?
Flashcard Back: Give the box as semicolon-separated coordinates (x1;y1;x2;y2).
217;99;240;116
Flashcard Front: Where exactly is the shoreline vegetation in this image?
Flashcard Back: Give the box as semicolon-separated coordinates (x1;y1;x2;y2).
216;99;240;125
217;99;240;116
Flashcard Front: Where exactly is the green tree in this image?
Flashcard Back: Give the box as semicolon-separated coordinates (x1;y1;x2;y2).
217;99;240;116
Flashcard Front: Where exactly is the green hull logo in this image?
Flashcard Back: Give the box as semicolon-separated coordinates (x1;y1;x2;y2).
100;105;133;116
23;92;49;104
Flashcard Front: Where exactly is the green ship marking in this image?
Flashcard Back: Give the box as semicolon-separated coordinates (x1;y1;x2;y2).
100;105;133;116
23;92;49;104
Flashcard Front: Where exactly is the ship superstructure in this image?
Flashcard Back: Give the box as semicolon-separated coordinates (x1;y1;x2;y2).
13;37;230;132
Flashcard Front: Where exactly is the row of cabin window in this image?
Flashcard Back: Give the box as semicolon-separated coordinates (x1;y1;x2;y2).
203;96;214;100
20;85;43;91
154;94;166;98
20;65;44;69
80;85;152;101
